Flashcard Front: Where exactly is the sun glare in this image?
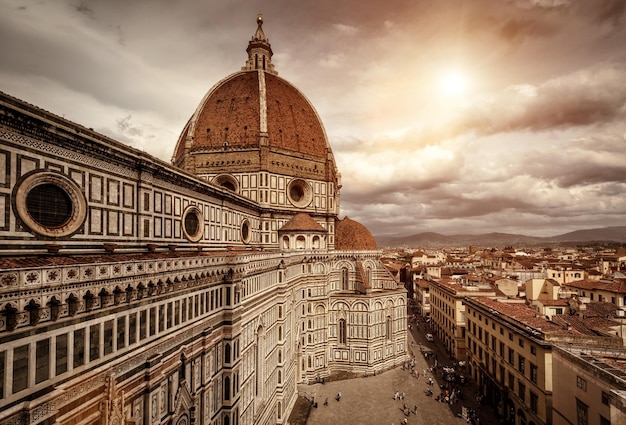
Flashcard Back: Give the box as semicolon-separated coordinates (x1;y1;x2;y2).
440;71;468;96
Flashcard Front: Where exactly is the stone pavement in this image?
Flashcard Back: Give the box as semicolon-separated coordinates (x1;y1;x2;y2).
300;324;501;425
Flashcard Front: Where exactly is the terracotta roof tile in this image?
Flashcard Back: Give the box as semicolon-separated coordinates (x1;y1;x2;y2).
0;250;244;271
279;213;326;232
334;217;377;250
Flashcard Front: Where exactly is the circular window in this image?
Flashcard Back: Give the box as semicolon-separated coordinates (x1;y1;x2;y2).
27;184;72;227
287;179;312;208
14;172;87;238
182;206;203;242
241;219;251;244
212;174;239;193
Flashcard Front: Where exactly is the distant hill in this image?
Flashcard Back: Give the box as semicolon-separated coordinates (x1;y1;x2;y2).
375;226;626;248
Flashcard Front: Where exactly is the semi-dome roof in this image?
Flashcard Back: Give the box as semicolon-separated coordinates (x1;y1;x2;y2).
280;213;327;232
172;15;334;178
335;217;378;250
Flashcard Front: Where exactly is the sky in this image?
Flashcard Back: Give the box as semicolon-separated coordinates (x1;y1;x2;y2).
1;0;626;239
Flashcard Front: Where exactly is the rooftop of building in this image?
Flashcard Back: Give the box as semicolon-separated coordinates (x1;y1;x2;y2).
564;277;626;293
334;217;378;251
279;213;327;232
0;249;254;271
471;297;592;336
430;279;498;296
555;345;626;386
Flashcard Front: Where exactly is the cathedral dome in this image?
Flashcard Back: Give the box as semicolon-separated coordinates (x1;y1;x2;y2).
335;217;378;250
172;72;329;164
172;15;334;182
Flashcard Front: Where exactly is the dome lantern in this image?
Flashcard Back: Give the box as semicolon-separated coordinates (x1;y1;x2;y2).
242;14;277;75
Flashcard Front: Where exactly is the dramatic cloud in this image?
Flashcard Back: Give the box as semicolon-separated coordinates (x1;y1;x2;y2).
1;0;625;239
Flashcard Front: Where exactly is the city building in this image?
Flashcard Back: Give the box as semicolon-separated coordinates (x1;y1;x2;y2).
0;16;408;425
545;267;587;284
428;279;497;360
465;297;623;425
552;345;626;425
562;277;626;307
414;278;431;319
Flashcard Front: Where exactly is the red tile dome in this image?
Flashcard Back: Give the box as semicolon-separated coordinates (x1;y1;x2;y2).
172;15;335;182
280;213;327;232
335;217;378;251
172;71;329;164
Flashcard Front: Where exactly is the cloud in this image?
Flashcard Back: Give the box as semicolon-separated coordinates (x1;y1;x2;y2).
2;0;626;239
439;65;626;137
526;0;571;9
593;0;626;26
333;23;358;36
73;1;95;19
497;18;558;42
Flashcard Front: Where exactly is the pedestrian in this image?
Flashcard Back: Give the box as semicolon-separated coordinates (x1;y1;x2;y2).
324;398;328;406
413;405;417;413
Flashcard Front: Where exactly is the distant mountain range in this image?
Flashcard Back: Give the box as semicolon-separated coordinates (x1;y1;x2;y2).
375;226;626;248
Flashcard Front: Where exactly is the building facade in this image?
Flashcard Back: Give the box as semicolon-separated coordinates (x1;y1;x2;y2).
465;297;623;425
552;345;626;425
428;279;496;360
0;16;408;425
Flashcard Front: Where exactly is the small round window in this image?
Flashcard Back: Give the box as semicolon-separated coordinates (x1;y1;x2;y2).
14;172;87;238
287;179;312;208
182;206;203;242
241;219;251;244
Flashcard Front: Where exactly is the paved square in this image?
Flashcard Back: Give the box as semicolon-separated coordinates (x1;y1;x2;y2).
300;329;494;425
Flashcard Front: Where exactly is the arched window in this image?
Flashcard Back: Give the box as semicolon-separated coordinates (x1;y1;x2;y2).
255;326;264;398
296;235;306;249
278;370;282;384
278;326;283;341
339;318;347;344
386;316;392;340
278;350;282;363
282;236;290;250
224;343;231;364
278;402;282;419
341;268;349;290
224;376;230;400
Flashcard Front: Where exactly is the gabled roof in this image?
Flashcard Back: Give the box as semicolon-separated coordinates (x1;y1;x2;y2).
565;278;626;294
582;301;622;318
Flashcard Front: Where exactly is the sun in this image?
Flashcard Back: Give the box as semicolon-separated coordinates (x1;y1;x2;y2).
439;71;468;96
